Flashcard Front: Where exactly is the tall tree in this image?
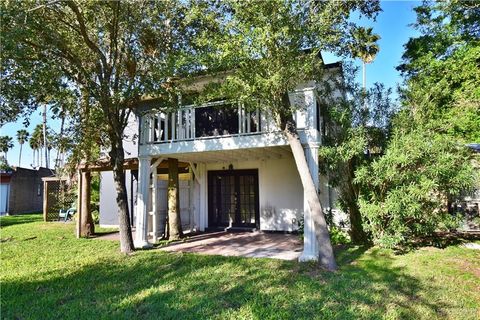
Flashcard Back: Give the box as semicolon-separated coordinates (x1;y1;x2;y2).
16;129;29;167
31;124;44;167
29;132;38;167
318;68;395;244
0;136;14;162
1;1;210;252
349;27;380;91
193;0;381;270
356;0;480;249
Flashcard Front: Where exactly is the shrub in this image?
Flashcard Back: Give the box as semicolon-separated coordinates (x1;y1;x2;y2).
356;130;477;249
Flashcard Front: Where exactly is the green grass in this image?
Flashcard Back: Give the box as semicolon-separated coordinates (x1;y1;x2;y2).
1;214;479;319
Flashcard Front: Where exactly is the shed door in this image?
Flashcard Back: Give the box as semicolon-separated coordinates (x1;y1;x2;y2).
0;184;9;214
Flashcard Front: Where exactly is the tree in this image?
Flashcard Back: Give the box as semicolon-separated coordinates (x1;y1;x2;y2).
16;129;29;167
397;0;480;143
318;67;395;244
355;128;476;248
355;0;480;249
349;27;380;91
0;136;14;162
29;131;39;167
31;124;44;167
193;0;381;270
2;1;209;252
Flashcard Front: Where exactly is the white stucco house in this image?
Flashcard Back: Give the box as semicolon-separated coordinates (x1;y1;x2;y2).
99;61;345;262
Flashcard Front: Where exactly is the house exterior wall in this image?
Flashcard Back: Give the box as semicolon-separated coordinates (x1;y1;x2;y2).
7;167;53;214
204;156;303;231
99;169;137;227
99;113;139;227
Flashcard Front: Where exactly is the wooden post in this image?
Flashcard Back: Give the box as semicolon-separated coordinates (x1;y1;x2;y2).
168;158;182;239
76;170;82;238
43;180;48;222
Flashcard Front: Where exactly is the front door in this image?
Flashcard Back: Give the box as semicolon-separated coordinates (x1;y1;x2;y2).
208;169;259;228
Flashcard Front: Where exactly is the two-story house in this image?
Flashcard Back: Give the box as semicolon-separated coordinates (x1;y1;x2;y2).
98;62;344;262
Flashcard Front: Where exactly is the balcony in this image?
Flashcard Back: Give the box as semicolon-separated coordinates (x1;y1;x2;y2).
140;100;277;145
138;89;321;158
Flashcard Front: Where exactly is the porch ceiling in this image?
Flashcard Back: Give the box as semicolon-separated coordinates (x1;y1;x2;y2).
153;145;293;163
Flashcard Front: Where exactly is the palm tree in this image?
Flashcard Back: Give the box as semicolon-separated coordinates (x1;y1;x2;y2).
29;136;39;167
31;125;44;167
16;129;29;167
349;26;381;91
0;136;14;163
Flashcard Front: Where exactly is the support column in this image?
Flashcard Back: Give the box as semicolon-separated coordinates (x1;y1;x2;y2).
299;143;320;262
135;156;152;248
197;163;207;231
151;158;163;242
76;170;82;238
42;180;48;222
151;168;158;242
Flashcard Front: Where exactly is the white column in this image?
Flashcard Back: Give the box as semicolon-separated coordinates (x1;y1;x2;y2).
198;163;207;231
299;143;320;262
151;168;158;242
135;156;152;248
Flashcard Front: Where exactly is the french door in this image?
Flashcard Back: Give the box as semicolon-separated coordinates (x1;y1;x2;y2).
208;169;259;228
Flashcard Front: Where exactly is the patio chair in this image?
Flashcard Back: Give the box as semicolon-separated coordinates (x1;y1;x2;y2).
58;207;76;222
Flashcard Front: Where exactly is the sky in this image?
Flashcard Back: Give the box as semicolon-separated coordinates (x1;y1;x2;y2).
0;0;421;169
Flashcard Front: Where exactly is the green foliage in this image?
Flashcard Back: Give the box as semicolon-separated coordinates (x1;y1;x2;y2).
348;27;381;64
0;135;13;154
318;67;396;243
356;129;477;249
90;173;100;224
329;226;351;245
0;156;12;171
191;0;381;119
1;215;480;319
355;0;480;249
15;129;29;145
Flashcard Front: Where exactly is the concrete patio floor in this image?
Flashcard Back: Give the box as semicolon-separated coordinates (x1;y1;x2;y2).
95;230;303;260
160;231;303;260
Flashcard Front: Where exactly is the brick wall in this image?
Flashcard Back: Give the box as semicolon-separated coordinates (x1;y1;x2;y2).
8;167;55;214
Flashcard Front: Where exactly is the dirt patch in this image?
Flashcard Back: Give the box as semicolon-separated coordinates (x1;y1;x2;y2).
454;259;480;278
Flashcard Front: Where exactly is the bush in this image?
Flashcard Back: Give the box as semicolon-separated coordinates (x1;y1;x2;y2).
329;226;351;245
91;210;100;224
356;130;477;249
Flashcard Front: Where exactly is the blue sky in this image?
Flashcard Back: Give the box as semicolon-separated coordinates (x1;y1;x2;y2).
0;0;421;168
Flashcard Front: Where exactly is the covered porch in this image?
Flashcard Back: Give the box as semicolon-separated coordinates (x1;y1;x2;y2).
135;143;322;262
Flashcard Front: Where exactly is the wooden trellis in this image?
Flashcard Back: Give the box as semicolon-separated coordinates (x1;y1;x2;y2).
42;177;75;221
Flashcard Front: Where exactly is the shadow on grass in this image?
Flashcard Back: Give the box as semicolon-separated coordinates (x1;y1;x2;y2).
2;246;452;319
0;213;42;228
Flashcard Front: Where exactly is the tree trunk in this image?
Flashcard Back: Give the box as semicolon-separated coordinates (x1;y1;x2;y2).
109;135;135;253
167;157;183;240
19;144;23;167
43;104;48;168
283;121;337;271
340;160;369;244
79;170;95;236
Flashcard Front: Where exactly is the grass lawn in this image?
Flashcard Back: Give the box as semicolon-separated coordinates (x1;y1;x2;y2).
1;214;479;319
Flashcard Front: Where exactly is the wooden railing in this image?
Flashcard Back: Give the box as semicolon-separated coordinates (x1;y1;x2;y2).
141;100;277;144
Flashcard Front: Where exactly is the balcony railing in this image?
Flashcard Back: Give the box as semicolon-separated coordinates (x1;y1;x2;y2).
141;100;278;144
